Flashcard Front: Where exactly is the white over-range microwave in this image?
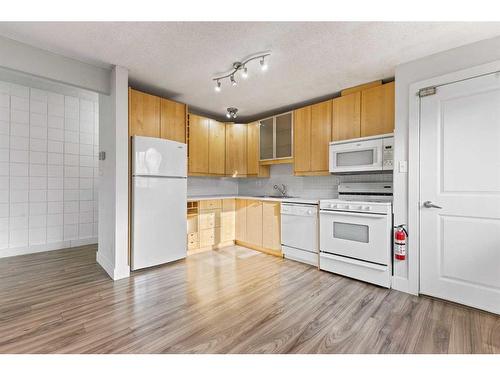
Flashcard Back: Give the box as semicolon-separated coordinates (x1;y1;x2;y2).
329;134;394;174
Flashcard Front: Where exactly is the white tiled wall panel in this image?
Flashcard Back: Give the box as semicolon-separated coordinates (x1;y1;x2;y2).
188;164;393;199
0;81;98;255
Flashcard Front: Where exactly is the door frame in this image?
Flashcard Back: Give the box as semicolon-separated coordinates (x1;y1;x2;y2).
407;60;500;295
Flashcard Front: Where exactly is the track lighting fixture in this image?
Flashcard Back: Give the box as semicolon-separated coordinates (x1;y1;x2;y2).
211;52;271;92
226;107;238;119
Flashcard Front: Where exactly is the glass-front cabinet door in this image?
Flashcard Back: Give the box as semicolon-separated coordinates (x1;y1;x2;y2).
259;112;293;161
259;118;274;160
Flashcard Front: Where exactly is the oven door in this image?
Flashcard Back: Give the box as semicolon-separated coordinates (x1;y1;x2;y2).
319;210;390;265
329;138;383;173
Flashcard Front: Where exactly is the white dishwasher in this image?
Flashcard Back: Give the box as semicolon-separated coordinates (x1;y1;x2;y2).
281;202;319;266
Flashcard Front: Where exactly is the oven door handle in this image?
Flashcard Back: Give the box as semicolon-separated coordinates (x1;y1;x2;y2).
319;210;386;219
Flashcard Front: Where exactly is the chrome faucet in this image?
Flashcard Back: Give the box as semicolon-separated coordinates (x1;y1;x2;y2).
273;184;287;197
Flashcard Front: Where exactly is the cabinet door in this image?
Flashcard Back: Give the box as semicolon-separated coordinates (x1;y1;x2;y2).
235;199;247;242
262;202;281;251
208;120;226;175
310;100;332;172
188;114;209;174
361;81;395;137
160;98;186;143
259;118;274;160
332;92;361;141
225;123;247;177
247;122;270;177
246;200;263;247
293;106;311;173
275;112;292;158
129;88;160;137
221;199;236;242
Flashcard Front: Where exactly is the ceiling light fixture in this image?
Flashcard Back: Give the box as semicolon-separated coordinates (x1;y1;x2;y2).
212;52;271;92
226;107;238;119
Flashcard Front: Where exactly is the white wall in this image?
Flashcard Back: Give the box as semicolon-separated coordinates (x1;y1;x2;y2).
393;35;500;294
0;78;99;258
0;36;110;95
96;66;129;280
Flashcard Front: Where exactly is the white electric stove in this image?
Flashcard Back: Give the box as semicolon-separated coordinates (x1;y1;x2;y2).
319;182;393;288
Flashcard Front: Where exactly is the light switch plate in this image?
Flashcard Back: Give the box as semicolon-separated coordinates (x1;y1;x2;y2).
398;161;407;173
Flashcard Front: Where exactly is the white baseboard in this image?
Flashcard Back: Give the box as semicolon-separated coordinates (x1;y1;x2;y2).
96;251;130;280
0;238;98;259
392;275;418;295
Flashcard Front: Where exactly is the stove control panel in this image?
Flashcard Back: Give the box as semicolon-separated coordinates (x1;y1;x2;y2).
319;200;391;215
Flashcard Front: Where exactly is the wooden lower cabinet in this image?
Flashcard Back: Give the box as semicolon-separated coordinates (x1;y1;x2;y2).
221;199;235;242
235;199;282;257
188;198;282;257
235;199;247;242
262;202;281;252
245;200;263;246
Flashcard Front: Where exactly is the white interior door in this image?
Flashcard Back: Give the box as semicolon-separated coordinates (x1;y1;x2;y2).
420;72;500;314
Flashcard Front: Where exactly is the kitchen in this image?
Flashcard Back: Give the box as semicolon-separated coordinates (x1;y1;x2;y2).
129;79;396;288
0;20;499;359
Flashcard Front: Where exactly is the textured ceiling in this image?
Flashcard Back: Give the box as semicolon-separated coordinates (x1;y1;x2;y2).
0;22;500;121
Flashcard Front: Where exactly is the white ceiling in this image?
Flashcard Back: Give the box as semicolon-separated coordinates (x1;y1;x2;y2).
1;22;500;121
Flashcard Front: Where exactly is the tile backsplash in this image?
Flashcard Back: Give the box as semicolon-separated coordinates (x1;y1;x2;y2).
188;163;393;198
188;177;239;196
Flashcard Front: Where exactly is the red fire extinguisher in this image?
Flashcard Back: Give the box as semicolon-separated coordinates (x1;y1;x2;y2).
394;225;408;260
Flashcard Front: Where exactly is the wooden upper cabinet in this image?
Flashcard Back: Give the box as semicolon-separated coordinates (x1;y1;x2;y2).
293;106;311;173
208;120;226;175
188;114;209;174
129;88;160;137
262;202;281;251
361;81;395;137
332;92;361;141
160;98;187;143
247;122;270;177
310;100;332;173
225;123;247;177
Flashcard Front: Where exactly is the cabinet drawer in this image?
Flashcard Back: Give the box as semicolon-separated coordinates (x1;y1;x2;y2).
200;228;221;247
187;232;198;242
199;200;222;210
199;209;221;229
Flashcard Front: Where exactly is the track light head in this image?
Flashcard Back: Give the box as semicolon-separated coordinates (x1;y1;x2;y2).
260;57;268;71
241;66;248;79
230;75;237;86
214;80;221;92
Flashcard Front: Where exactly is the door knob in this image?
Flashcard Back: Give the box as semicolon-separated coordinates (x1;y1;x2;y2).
423;201;442;209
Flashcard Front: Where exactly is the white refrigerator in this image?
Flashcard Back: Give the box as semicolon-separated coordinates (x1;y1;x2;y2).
131;136;187;271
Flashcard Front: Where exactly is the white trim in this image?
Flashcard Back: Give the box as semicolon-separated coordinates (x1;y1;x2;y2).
96;251;130;280
0;238;98;259
96;251;114;277
407;59;500;296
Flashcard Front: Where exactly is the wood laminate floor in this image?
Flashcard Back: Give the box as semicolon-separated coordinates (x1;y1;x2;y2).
0;244;498;354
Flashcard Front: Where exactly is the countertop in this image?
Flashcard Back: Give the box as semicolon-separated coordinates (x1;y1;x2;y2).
187;195;325;205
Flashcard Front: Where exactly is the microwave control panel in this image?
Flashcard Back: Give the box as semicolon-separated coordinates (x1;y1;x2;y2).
382;137;394;169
